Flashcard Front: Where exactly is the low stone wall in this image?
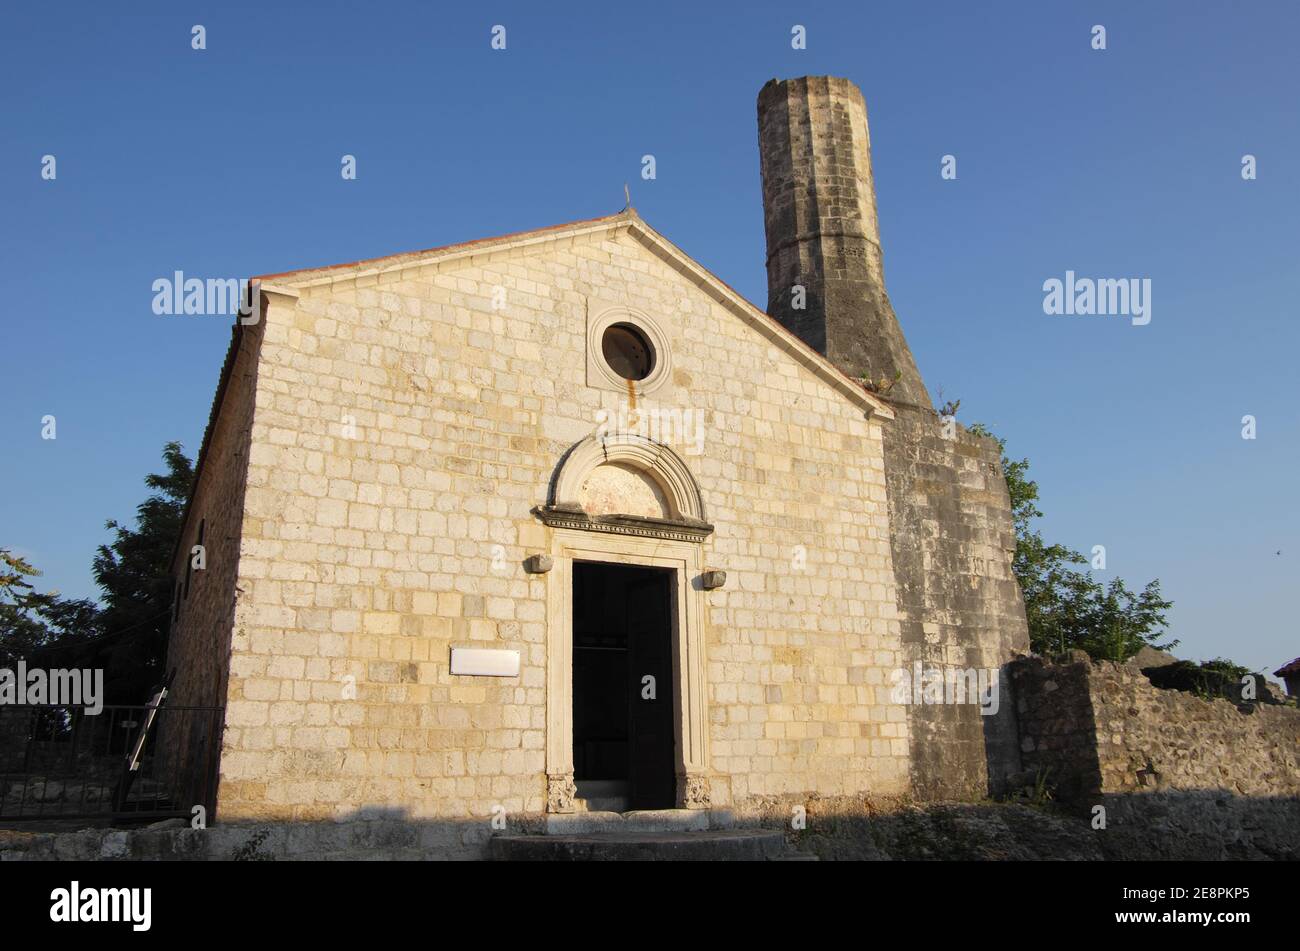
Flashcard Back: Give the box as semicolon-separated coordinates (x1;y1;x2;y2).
1011;654;1300;859
0;816;508;862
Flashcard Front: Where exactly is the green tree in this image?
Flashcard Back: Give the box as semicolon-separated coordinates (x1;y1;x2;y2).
1;443;195;704
0;549;102;667
970;425;1176;661
88;441;195;703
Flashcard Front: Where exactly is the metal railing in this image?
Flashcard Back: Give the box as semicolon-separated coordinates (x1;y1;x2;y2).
0;703;223;823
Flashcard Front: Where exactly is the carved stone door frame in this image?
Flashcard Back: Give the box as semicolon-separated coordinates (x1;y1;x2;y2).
544;528;711;812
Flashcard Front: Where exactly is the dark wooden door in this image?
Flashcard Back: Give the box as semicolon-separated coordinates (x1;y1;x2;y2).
626;570;675;810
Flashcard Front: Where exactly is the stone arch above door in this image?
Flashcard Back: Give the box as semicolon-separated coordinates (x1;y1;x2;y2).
538;434;717;813
535;432;712;542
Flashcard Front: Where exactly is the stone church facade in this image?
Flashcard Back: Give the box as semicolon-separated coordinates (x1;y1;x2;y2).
166;76;1029;825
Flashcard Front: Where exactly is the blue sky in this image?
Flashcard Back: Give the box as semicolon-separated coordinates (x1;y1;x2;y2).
2;1;1296;674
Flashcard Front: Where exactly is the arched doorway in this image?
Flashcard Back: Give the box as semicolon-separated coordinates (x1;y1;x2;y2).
535;433;715;813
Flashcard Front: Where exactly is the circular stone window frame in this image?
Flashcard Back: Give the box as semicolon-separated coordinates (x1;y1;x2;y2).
586;304;673;396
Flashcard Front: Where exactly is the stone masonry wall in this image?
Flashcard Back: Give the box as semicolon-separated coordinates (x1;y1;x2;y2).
884;406;1029;800
214;220;909;822
1013;655;1300;859
168;318;263;713
757;76;930;411
161;315;265;810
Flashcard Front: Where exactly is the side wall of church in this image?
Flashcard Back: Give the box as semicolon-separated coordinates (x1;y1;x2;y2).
163;317;265;811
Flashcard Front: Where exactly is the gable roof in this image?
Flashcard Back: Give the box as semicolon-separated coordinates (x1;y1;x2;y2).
173;211;898;575
251;208;893;420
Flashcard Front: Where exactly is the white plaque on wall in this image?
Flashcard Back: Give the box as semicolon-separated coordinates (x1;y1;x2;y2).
450;648;520;677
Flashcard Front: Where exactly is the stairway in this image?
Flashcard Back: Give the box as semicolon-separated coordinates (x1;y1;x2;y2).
489;808;811;861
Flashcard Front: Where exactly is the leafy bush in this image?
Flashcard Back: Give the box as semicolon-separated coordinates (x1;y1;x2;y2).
969;424;1176;662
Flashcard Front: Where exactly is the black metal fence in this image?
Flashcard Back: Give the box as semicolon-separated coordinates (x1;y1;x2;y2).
0;703;223;823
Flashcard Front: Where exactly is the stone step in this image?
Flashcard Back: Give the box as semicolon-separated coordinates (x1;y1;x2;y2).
544;808;734;835
490;829;789;862
575;796;628;813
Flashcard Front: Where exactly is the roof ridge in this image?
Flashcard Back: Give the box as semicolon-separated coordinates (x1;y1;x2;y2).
251;209;635;283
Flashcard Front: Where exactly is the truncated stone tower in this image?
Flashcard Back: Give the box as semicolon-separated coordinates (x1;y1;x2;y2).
758;76;929;407
759;76;1030;798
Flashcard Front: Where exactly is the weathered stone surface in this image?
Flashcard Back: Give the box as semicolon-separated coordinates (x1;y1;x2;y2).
883;407;1029;800
489;829;787;862
542;808;731;835
1012;656;1300;859
1128;645;1178;670
757;76;929;408
784;800;1105;861
521;554;552;574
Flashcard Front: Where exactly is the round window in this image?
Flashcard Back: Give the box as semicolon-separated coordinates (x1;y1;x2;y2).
601;323;655;381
